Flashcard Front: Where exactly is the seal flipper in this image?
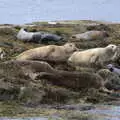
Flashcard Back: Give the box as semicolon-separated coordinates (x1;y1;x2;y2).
90;54;99;67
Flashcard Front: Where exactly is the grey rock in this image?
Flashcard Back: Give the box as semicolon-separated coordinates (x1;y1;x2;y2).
98;69;120;90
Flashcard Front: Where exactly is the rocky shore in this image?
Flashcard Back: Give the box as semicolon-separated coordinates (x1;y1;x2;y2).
0;20;120;119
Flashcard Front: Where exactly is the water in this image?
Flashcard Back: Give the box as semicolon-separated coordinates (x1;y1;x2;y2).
0;0;120;24
0;106;120;120
88;106;120;120
0;117;60;120
0;118;48;120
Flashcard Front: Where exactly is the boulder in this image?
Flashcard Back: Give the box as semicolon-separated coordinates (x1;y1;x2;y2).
98;69;120;90
0;60;106;105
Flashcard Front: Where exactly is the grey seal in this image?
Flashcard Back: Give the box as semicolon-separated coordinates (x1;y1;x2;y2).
17;28;63;44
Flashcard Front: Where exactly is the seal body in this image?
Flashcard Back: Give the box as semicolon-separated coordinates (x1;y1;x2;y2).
33;33;63;43
17;28;63;43
71;30;108;40
16;43;78;61
68;44;117;67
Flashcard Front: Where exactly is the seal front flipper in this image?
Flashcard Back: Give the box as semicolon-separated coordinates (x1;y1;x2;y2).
90;54;98;67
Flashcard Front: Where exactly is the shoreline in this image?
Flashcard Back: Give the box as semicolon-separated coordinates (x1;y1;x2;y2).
0;19;119;27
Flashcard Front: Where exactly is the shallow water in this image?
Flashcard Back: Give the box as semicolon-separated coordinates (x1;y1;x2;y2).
0;118;48;120
88;105;120;120
0;117;51;120
0;106;120;120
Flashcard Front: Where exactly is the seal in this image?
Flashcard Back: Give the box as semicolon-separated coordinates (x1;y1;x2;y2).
38;33;63;43
17;28;63;43
16;43;78;62
68;44;117;68
71;30;108;41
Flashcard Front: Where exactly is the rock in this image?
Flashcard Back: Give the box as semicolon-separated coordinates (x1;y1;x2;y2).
2;60;103;91
18;86;45;105
52;104;95;110
87;24;111;31
0;60;105;104
75;66;95;73
41;86;79;104
0;60;78;104
0;60;46;104
98;69;120;90
36;71;104;90
0;27;16;36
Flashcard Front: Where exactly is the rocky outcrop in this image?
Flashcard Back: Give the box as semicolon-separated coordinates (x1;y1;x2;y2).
98;69;120;90
0;22;120;108
0;60;105;105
